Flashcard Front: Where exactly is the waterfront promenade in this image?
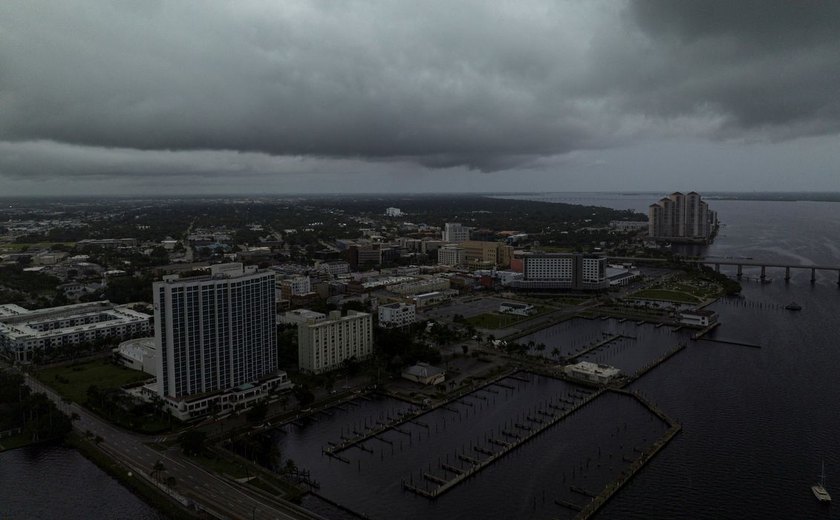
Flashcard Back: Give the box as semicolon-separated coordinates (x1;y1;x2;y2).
23;374;321;520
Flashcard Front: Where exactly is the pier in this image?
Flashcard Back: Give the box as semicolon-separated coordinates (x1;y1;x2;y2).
402;389;604;500
567;334;628;362
572;389;682;520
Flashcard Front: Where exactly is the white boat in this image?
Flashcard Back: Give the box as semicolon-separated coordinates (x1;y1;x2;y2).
812;461;832;503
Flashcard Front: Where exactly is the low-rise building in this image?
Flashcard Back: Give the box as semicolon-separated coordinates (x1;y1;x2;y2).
0;301;152;363
378;302;416;328
679;309;718;328
563;361;621;384
401;363;446;385
113;337;156;375
499;302;535;316
412;290;458;308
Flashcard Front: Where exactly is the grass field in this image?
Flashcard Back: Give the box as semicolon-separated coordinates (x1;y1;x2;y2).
466;306;549;329
630;289;701;304
37;359;151;404
0;242;76;253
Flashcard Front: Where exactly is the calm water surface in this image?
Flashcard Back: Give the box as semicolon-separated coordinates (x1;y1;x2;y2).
5;195;840;519
0;445;166;520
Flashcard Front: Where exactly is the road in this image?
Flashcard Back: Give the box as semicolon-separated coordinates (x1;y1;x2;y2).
24;374;323;520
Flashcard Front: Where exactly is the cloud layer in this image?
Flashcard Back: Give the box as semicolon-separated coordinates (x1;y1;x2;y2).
0;1;838;190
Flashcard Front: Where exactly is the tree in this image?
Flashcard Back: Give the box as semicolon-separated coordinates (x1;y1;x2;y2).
246;400;269;424
178;430;207;456
461;345;469;356
293;384;315;408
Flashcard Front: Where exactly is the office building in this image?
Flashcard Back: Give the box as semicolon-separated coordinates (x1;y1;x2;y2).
510;253;608;290
461;241;514;268
648;192;717;243
442;223;472;243
0;302;151;363
297;310;373;374
437;245;466;266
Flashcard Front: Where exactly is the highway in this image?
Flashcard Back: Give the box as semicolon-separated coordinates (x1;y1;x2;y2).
24;374;324;520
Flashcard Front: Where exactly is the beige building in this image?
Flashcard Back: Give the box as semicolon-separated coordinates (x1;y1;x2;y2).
461;241;514;268
297;310;373;374
437;246;466;267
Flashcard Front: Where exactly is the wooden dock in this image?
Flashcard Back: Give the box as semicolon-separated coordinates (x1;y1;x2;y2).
571;390;682;520
403;390;604;500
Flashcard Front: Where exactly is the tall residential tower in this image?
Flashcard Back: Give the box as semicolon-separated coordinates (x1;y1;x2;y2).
154;263;278;402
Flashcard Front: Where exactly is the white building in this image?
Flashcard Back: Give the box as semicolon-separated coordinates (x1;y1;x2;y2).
679;309;718;328
401;363;445;385
385;207;403;217
442;223;472;243
511;253;608;290
437;246;466;267
648;192;717;243
387;277;451;295
154;263;279;402
0;302;152;363
378;302;416;328
499;302;535;316
412;290;458;308
297;310;373;374
563;361;621;384
114;337;156;375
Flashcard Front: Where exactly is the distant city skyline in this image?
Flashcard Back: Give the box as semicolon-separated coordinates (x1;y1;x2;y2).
1;2;839;196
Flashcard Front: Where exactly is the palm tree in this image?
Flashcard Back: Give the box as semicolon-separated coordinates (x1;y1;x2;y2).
551;347;560;360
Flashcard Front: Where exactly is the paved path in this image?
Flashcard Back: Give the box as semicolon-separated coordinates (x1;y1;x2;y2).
24;374;323;520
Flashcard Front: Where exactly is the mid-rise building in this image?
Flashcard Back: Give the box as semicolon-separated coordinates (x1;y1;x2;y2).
154;263;279;402
297;310;373;374
648;192;717;243
378;302;416;328
437;245;466;266
510;253;608;291
0;302;151;363
442;223;472;243
461;241;514;268
385;207;403;217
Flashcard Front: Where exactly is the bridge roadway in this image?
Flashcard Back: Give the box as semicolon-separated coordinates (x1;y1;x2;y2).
694;258;840;284
24;374;323;520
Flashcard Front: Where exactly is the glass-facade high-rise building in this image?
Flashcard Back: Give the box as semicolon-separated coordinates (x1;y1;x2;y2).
154;263;276;399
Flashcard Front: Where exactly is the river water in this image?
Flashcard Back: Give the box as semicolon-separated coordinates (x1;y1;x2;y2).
4;194;840;520
0;444;166;519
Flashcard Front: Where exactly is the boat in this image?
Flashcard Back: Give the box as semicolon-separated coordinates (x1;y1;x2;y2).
812;461;832;503
785;302;802;311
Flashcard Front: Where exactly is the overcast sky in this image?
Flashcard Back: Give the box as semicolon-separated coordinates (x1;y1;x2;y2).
1;1;839;196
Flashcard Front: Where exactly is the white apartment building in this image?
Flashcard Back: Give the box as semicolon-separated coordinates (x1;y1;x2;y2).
437;245;466;266
297;310;373;374
385;207;403;217
648;192;717;243
0;302;152;363
378;302;416;328
442;223;472;243
154;263;278;400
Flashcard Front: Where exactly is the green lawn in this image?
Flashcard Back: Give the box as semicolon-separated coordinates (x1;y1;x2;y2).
466;306;549;329
37;359;151;404
631;289;701;304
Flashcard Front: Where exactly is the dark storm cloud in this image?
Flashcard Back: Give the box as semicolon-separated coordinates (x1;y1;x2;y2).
0;0;838;182
621;0;840;137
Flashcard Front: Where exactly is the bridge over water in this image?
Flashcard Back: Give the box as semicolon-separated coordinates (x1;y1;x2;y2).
695;259;840;284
